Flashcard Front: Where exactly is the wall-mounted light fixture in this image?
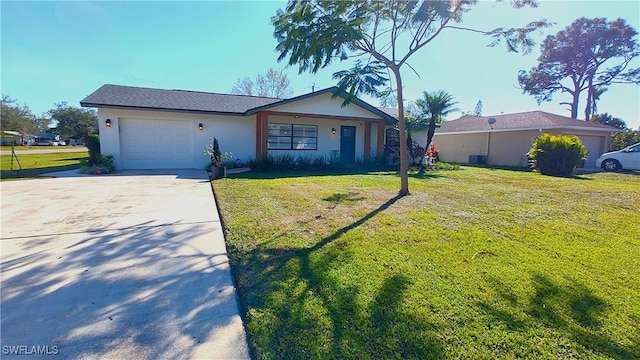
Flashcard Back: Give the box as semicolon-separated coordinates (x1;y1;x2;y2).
198;123;204;131
105;119;112;128
331;127;336;135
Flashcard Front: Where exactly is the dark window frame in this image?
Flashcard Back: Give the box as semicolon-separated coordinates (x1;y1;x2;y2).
267;123;318;150
386;128;400;147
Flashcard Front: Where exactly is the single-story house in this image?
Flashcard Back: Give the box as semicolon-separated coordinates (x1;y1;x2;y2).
428;111;621;167
1;131;22;146
80;84;398;170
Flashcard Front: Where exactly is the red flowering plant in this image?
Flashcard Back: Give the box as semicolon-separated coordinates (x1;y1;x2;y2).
425;143;439;166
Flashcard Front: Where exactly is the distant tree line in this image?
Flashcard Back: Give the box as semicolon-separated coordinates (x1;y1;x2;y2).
231;68;293;98
1;95;98;143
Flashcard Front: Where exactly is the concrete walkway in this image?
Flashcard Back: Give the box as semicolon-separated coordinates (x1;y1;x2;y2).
0;170;250;359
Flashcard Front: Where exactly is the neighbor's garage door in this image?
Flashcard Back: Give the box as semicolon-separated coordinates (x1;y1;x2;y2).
120;118;193;169
578;135;604;168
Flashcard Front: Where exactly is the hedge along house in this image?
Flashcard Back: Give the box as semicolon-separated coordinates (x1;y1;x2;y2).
80;84;397;170
428;111;621;168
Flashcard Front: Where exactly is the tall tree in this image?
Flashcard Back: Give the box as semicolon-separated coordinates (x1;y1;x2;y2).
590;113;627;130
473;100;483;116
589;86;607;116
48;102;98;141
519;17;640;120
378;86;398;108
610;129;640;151
231;68;293;98
1;95;37;135
273;0;548;195
231;77;254;96
414;90;460;152
33;113;53;134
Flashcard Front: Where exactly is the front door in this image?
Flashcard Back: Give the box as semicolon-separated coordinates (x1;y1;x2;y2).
340;126;356;164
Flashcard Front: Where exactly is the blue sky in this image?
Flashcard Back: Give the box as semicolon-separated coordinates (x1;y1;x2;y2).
2;1;639;129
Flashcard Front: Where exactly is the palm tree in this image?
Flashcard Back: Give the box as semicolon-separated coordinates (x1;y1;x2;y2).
415;90;460;151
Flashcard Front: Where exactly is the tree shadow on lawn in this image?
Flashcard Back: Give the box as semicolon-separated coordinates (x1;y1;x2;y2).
322;191;366;207
231;195;446;359
227;169;445;180
464;164;597;180
478;274;637;358
0;164;81;179
463;164;533;173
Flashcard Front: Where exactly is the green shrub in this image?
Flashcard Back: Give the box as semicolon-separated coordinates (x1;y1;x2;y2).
247;153;396;173
79;154;115;174
610;129;640;151
528;133;588;177
86;134;101;166
434;161;460;170
295;154;315;170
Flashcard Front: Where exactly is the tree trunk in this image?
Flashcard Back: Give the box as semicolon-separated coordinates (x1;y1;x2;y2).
425;117;437;153
567;77;580;119
584;77;594;121
393;66;409;196
570;92;579;119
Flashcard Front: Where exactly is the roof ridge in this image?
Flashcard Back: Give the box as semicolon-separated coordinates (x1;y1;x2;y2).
103;83;283;101
172;89;282;100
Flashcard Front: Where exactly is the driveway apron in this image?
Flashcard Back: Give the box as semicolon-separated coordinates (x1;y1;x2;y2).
0;170;250;359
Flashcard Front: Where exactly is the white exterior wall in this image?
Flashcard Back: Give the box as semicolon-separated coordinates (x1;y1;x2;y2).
411;130;430;149
266;115;366;160
269;93;383;119
97;108;255;170
266;93;385;160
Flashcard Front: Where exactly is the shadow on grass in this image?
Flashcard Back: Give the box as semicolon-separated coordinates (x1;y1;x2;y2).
226;169;394;180
322;192;366;206
226;194;446;359
54;157;87;161
0;164;81;179
479;274;637;358
408;171;445;179
464;164;533;172
227;169;449;181
535;173;595;181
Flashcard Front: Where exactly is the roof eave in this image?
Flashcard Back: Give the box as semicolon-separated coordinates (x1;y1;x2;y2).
79;102;247;117
436;125;623;135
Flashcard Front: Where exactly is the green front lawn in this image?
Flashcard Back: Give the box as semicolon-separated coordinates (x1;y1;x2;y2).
214;168;639;359
0;151;89;178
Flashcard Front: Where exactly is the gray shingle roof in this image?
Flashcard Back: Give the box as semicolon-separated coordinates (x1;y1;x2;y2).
378;107;399;118
437;111;620;133
80;84;282;114
80;84;398;124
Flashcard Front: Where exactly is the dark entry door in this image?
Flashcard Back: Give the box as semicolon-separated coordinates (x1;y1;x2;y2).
340;126;356;163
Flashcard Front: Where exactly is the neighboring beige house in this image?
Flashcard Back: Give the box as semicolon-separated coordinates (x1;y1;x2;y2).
429;111;620;167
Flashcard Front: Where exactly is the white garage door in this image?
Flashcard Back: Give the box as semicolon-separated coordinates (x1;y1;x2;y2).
578;135;604;168
120;118;193;169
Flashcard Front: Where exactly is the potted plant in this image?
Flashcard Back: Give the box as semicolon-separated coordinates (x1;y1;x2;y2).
204;138;232;179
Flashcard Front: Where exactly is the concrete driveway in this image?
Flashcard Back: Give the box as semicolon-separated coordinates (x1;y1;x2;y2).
0;170;250;359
